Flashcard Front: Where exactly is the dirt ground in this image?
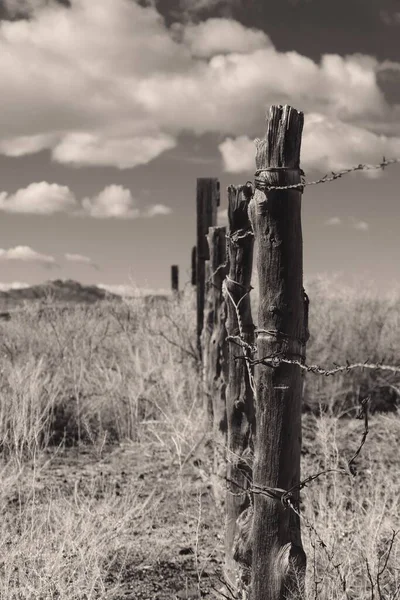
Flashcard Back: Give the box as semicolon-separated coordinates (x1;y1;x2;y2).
5;439;226;600
4;412;397;600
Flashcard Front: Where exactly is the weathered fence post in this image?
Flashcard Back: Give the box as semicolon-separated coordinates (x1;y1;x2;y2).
223;183;255;593
201;227;228;425
171;265;179;294
201;226;229;506
196;178;220;358
191;246;197;286
248;105;308;600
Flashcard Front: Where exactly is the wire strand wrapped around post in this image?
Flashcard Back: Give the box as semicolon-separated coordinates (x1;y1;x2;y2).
223;183;255;595
248;104;308;600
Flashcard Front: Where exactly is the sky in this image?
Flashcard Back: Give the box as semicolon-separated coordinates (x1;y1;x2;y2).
0;0;399;294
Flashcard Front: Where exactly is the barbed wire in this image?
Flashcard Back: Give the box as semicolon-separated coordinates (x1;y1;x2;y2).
223;277;256;396
245;354;400;376
201;154;400;592
254;156;400;192
221;265;399;582
225;395;369;506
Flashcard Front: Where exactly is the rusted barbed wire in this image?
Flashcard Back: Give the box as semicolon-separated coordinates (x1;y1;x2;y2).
224;395;369;507
222;396;369;599
222;396;368;600
223;277;256;396
253;156;400;192
245;354;400;376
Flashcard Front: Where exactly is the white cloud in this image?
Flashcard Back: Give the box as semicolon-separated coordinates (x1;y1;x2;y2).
173;18;271;58
179;0;235;17
0;182;77;214
219;136;255;173
218;113;400;174
217;208;228;225
81;185;140;219
52;133;176;170
0;181;171;219
0;281;30;291
0;134;57;157
0;246;57;266
65;253;98;268
350;218;369;231
325;217;341;226
300;113;400;173
81;185;171;219
0;0;398;171
144;204;172;217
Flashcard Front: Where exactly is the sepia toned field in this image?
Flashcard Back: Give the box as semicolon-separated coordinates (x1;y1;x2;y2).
0;278;399;599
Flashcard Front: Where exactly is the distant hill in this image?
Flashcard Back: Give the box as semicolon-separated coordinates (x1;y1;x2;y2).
0;279;122;311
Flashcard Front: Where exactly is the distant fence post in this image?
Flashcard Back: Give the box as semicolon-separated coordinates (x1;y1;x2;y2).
196;178;220;358
201;227;228;425
191;246;197;286
201;226;229;506
171;265;179;294
248;105;308;600
223;183;255;593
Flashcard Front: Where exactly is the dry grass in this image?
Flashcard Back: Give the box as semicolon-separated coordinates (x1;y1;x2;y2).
304;275;400;415
0;277;398;598
300;412;400;600
0;464;158;599
0;289;203;457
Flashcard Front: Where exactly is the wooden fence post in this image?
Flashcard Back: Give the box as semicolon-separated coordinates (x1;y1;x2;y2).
196;178;220;358
202;227;228;425
171;265;179;294
191;246;197;286
201;226;229;506
223;183;255;593
248;105;308;600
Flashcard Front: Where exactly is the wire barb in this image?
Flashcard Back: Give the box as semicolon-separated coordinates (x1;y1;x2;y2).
253;157;400;192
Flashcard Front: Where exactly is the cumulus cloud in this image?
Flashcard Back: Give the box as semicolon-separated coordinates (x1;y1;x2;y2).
0;182;77;214
0;246;57;266
325;217;341;226
0;134;57;157
52;133;176;170
81;185;140;219
217;208;228;225
81;185;172;219
179;0;236;16
300;113;400;173
350;218;369;231
143;204;172;218
0;0;398;171
219;113;400;174
65;253;98;268
0;181;172;218
173;18;271;58
219;136;255;173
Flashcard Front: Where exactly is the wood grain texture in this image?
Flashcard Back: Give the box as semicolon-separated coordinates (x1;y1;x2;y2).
248;105;308;600
224;183;255;594
201;226;229;507
196;178;220;358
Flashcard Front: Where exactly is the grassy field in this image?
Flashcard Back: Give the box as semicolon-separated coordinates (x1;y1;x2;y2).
0;279;399;599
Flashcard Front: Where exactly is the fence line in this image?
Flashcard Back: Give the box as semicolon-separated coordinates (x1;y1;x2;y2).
192;104;400;600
